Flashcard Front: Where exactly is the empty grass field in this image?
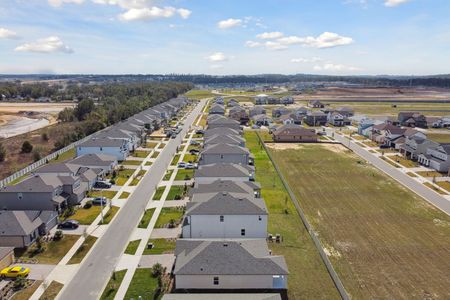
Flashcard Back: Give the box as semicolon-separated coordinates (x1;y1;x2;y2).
268;142;450;299
425;133;450;144
244;131;340;299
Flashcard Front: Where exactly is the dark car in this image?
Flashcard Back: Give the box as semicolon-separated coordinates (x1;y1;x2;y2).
189;149;200;155
95;181;112;189
92;197;108;206
195;129;205;135
379;144;390;149
57;220;80;229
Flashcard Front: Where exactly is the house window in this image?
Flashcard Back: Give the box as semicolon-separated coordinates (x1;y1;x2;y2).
241;229;246;236
213;277;219;285
100;147;103;151
220;154;224;159
220;215;224;222
258;216;262;221
17;193;23;200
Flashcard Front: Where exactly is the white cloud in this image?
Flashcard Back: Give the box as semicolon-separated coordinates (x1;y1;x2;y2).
15;36;73;54
118;6;191;21
291;57;323;63
0;28;19;39
256;31;284;39
277;32;354;48
265;41;288;51
206;52;228;62
245;40;262;48
217;18;242;29
92;0;152;9
48;0;84;7
384;0;411;7
313;63;360;72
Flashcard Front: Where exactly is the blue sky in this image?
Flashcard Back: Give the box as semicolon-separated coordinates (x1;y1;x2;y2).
0;0;449;75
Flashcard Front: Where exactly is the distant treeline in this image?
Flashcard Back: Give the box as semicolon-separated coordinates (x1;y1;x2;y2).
1;74;450;88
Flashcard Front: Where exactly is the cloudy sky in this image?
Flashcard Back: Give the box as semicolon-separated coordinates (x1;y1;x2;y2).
0;0;449;75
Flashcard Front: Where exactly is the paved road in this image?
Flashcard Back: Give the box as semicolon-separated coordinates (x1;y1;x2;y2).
327;129;450;215
58;100;206;300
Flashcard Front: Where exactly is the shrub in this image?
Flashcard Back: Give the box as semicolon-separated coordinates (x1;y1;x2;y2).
33;150;41;162
41;132;49;142
54;230;64;241
13;277;26;289
174;194;181;200
0;143;6;162
109;179;116;185
151;263;163;278
169;219;176;228
83;201;92;209
21;141;33;153
63;206;75;218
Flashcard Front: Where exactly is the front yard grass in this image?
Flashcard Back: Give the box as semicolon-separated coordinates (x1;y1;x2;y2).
138;208;155;229
182;154;197;163
416;170;445;177
163;170;174;181
108;168;135;186
11;280;42;300
124;240;141;255
129;170;146;186
99;270;127;300
39;281;63;300
363;140;378;147
145;161;153;166
245;131;340;299
121;160;142;166
15;235;79;264
124;269;161;300
151;151;159;159
154;208;184;228
101;206;119;224
267;139;450;299
170;154;180;165
69;205;102;225
152;187;166;200
424;182;448;195
132;150;150;158
118;192;130;199
380;156;401;168
68;236;97;264
427;133;450;143
407;172;418;177
142;239;176;255
174;169;194;181
146;142;158;149
88;190;117;199
166;185;189;200
435;181;450;192
388;155;419;168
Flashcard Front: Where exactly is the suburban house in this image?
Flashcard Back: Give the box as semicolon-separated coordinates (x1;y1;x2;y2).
255;94;269;105
430;116;450;128
399;136;439;160
398;112;428;128
190;180;261;199
228;106;249;125
390;128;427;150
68;153;118;174
213;97;225;105
335;107;354;117
327;111;351;127
210;104;226;115
76;138;129;161
204;134;246;147
304;111;327;126
0;210;58;248
194;163;255;184
0;173;88;211
96;128;140;152
249;106;266;117
173;239;288;290
252;114;272;127
278;114;295;125
358;119;384;137
204;127;242;139
272;125;317;143
267;97;280;105
280;96;294;105
293;107;308;117
207;115;241;131
34;163;100;190
370;123;402;145
182;191;268;238
227;99;239;107
418;144;450;172
272;107;292;118
200;144;252;165
308;100;324;108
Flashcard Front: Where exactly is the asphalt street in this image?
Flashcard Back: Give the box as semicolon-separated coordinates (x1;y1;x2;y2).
58;99;206;300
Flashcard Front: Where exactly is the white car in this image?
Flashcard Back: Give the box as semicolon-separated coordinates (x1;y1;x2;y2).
185;163;197;169
177;162;187;168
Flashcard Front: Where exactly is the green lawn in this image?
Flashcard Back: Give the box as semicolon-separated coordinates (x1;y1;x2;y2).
142;239;176;255
267;140;450;299
166;185;189;200
118;192;130;199
381;156;401;168
163;170;174;181
99;270;127;300
15;235;79;264
69;205;102;225
182;154;197;163
132;150;150;158
244;131;340;299
416;170;445;177
49;148;76;163
146;142;158;149
151;151;159;158
124;269;161;300
185;89;216;99
174;169;194;180
121;160;142;166
108;168;135;186
153;186;166;200
427;133;450;144
145;161;153;166
363;140;378;147
388;155;419;168
155;208;184;228
435;181;450;192
138;209;155;229
88;190;117;199
11;280;42;300
157;143;166;149
101;206;119;224
68;236;97;264
129;170;146;186
39;281;64;300
170;154;180;166
424;182;448;195
407;172;418;177
124;240;141;255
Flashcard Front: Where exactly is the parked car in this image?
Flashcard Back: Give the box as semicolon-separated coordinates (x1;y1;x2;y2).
58;219;80;229
185;163;197;169
190;140;200;145
92;197;108;205
178;162;187;168
252;125;260;129
195;129;205;135
1;266;30;279
379;144;390;149
95;181;112;189
189;149;200;155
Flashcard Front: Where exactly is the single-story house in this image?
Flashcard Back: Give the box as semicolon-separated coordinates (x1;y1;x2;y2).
252;114;272;127
174;239;288;290
249;106;266;118
204;127;242;139
210;104;226;115
207;116;242;131
272;125;317;143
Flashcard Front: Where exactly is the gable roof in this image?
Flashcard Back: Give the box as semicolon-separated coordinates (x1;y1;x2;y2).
204;134;245;145
1;174;62;193
190;180;259;196
195;163;253;178
0;210;56;236
202;143;249;155
78;138;126;148
69;153;117;167
273;125;316;137
174;239;288;275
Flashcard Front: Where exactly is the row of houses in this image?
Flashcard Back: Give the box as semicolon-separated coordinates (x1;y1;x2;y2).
170;102;288;298
255;94;294;105
0;97;190;248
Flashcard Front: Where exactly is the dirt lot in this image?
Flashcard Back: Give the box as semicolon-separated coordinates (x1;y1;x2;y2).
269;143;450;299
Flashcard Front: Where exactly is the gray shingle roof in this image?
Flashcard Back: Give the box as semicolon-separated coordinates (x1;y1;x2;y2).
204;127;242;138
2;174;62;193
204;134;244;145
79;138;126;148
195;163;253;178
174;239;288;275
162;294;281;300
202;144;249;155
186;192;267;215
0;210;57;236
273;125;316;137
190;180;257;196
69;153;117;167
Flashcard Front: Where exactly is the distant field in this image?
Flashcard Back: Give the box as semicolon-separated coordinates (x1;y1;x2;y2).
427;133;450;143
268;143;450;299
185;90;216;99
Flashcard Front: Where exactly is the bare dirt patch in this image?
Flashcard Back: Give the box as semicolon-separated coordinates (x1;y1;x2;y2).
266;143;304;150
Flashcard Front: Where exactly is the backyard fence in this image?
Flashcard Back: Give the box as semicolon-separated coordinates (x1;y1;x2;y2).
256;132;350;300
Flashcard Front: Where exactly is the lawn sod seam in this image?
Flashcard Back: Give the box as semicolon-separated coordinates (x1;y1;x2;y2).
255;131;349;300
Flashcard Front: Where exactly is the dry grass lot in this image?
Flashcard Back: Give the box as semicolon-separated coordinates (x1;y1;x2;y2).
268;143;450;299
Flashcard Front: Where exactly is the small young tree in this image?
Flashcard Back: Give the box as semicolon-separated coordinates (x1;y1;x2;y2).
0;143;6;162
21;141;33;153
151;263;163;278
41;132;49;142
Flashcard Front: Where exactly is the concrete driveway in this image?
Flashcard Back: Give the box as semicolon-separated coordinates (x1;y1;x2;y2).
50;225;89;236
11;264;55;281
139;254;175;271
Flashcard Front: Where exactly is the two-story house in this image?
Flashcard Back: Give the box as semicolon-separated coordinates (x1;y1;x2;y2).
418;144;450;172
